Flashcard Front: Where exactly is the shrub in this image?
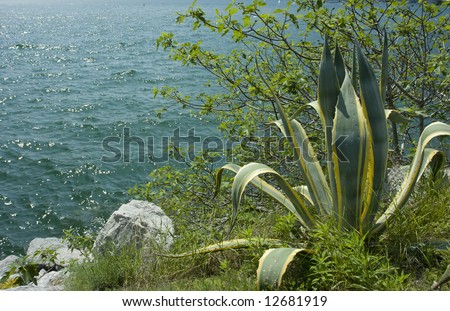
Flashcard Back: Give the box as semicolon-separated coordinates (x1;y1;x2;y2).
214;36;450;290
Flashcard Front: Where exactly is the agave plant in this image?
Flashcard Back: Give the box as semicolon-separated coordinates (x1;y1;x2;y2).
211;36;450;290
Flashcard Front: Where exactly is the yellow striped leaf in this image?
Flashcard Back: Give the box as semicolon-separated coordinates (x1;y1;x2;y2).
257;248;311;290
375;122;450;230
332;70;372;230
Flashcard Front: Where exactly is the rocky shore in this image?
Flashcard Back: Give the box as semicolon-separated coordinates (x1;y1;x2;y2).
0;200;174;290
1;166;448;290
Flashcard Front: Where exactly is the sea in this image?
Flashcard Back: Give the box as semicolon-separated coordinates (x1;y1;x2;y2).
0;0;258;257
2;0;445;259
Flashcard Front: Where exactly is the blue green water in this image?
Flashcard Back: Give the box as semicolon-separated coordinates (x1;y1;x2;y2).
0;0;239;257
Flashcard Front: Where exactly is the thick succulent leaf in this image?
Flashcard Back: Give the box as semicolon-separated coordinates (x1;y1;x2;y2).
385;109;409;123
318;38;340;209
374;148;445;234
291;101;317;120
293;186;313;205
308;100;321;115
357;44;389;221
272;118;332;215
332;71;373;231
163;238;286;258
290;120;332;214
375;122;450;229
215;163;299;220
214;163;241;198
334;43;346;87
257;248;311;290
229;162;316;232
269;92;332;214
318;37;340;129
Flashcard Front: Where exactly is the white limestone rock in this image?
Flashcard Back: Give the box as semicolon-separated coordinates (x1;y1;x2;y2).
0;255;20;280
36;269;68;290
94;200;174;253
384;165;410;199
26;237;84;266
384;165;450;200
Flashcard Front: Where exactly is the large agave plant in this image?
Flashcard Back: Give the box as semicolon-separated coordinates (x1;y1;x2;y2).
212;36;450;290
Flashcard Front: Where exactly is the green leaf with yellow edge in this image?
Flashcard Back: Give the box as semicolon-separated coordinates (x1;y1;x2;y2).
385;109;409;123
332;71;372;231
161;238;286;258
292;186;313;206
292;119;332;214
215;163;302;227
271;118;332;215
262;87;332;215
375;122;450;230
257;248;311;290
357;43;389;223
229;162;316;233
318;37;340;211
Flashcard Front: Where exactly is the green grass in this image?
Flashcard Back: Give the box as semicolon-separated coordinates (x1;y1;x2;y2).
65;174;450;291
379;176;450;290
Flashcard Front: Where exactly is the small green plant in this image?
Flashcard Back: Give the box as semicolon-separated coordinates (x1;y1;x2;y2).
0;248;61;287
0;277;20;290
66;244;143;291
298;221;408;291
213;36;450;289
63;228;95;258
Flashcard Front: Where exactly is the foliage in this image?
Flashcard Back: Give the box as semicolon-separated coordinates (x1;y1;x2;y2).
0;248;61;287
129;157;232;241
0;277;19;290
63;228;95;258
214;36;450;289
295;221;408;291
116;0;450;291
68;177;449;290
66;244;143;291
381;177;450;273
156;0;449;162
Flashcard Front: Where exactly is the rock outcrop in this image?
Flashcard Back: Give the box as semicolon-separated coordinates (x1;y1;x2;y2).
0;255;20;281
27;237;84;266
0;200;174;290
1;237;84;291
384;165;450;200
94;200;174;254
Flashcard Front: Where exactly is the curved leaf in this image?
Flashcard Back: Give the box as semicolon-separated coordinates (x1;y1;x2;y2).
257;247;311;290
375;122;450;230
216;163;299;220
291;119;332;214
272;118;332;215
229;162;316;233
214;163;241;198
293;186;313;205
385;109;409;123
162;238;286;258
291;101;317;120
